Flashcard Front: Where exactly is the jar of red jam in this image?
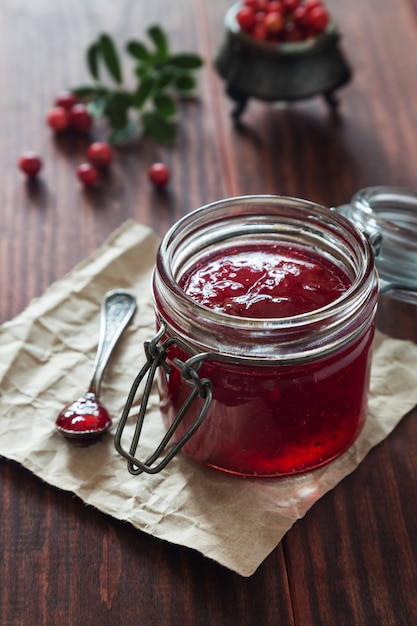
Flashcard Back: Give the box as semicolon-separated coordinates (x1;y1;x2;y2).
115;195;379;477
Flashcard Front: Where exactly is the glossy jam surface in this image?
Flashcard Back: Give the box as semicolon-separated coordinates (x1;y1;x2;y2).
158;242;375;477
180;243;351;318
55;392;112;438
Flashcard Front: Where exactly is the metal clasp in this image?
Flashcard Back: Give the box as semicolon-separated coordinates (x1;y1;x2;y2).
114;324;213;475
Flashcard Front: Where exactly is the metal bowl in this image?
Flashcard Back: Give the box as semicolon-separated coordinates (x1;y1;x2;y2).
215;3;352;119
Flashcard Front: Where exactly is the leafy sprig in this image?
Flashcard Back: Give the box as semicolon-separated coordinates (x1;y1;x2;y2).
71;27;203;144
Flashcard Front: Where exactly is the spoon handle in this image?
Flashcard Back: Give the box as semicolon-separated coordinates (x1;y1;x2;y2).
88;289;137;396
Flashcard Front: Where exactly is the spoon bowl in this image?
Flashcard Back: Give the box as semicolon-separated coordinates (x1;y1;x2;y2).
56;392;112;439
55;289;137;440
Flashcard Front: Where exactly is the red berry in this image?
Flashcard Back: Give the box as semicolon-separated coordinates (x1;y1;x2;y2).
303;0;323;11
254;10;267;23
282;22;304;41
240;0;330;44
293;5;309;26
282;0;300;12
54;92;79;110
86;142;113;167
307;6;329;32
236;6;257;31
46;106;70;131
265;1;284;14
18;152;42;177
69;104;93;132
252;21;268;40
265;11;285;34
76;163;99;186
148;162;170;188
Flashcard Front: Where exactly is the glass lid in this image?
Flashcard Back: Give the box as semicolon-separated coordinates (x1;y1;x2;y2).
335;186;417;304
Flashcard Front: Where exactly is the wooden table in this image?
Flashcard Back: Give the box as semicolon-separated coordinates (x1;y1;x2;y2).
1;1;417;624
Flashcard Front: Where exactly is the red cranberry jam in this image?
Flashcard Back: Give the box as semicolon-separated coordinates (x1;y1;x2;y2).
180;243;351;318
152;196;378;477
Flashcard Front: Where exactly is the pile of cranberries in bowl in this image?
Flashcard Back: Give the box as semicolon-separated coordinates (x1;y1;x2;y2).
235;0;331;44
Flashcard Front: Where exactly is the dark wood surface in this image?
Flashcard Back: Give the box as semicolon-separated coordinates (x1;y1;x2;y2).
1;1;417;624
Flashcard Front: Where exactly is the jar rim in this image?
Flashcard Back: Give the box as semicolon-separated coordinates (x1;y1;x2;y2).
158;195;374;324
154;195;378;362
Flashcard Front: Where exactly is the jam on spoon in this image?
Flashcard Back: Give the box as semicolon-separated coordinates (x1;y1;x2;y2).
55;289;137;440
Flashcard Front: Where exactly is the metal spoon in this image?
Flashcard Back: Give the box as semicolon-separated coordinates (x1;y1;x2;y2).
55;289;137;440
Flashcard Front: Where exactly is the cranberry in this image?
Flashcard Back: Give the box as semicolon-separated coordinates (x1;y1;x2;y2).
282;22;304;41
236;6;257;30
303;0;323;11
265;11;285;34
254;10;267;23
86;142;113;167
252;22;268;40
54;91;79;110
307;6;329;32
46;106;70;131
283;0;300;11
265;1;284;14
293;5;309;26
148;162;170;187
76;163;99;186
236;0;331;43
18;152;42;177
69;104;93;132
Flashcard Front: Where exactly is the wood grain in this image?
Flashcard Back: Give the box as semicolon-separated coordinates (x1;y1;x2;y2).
1;0;417;624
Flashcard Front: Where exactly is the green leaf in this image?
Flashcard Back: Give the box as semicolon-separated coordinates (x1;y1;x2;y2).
105;91;132;129
71;85;108;99
131;77;154;109
168;53;203;70
73;26;204;145
153;93;177;117
174;73;196;93
126;40;151;62
153;66;178;90
135;65;150;80
99;33;123;84
87;42;100;80
142;111;176;143
147;25;169;59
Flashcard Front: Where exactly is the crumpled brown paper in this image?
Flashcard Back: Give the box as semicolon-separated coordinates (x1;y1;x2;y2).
1;219;417;577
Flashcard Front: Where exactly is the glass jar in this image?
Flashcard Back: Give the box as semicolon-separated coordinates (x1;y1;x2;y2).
115;196;379;477
337;186;417;303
